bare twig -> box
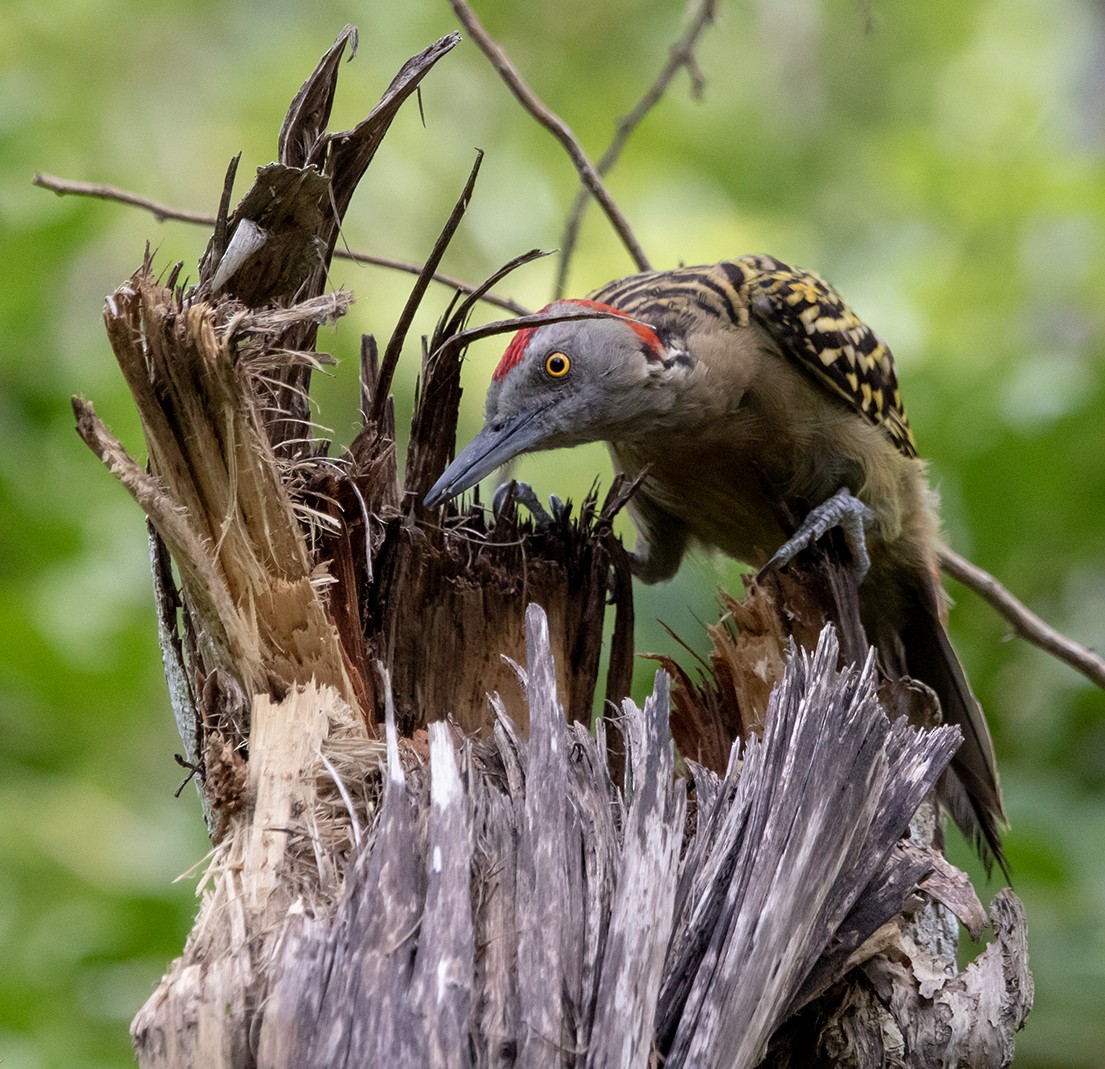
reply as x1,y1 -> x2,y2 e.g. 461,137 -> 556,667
940,545 -> 1105,690
31,172 -> 527,315
447,0 -> 652,275
33,173 -> 215,225
340,249 -> 527,315
555,0 -> 717,297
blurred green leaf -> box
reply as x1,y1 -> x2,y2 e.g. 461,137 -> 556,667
3,0 -> 1103,1065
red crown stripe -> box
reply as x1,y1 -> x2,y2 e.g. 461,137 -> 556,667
566,299 -> 664,355
492,324 -> 537,380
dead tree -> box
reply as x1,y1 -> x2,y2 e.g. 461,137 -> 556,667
72,28 -> 1030,1068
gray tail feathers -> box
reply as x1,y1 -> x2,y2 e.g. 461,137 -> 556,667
896,580 -> 1009,879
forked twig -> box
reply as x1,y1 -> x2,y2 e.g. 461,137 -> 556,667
940,545 -> 1105,690
447,0 -> 652,274
31,172 -> 526,315
555,0 -> 717,296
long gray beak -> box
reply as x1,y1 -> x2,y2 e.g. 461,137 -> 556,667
424,410 -> 548,507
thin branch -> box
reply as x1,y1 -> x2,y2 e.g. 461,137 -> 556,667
447,0 -> 652,275
939,545 -> 1105,690
31,171 -> 527,315
555,0 -> 717,297
340,249 -> 527,315
33,172 -> 215,225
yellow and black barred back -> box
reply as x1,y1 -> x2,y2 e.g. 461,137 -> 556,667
589,255 -> 918,458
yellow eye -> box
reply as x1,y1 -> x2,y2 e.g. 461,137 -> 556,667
545,352 -> 571,378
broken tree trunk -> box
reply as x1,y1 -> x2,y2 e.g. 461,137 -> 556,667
73,27 -> 1030,1068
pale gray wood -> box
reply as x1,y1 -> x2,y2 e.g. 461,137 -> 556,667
512,604 -> 574,1067
566,718 -> 621,1053
409,723 -> 475,1068
469,771 -> 521,1067
663,635 -> 963,1069
586,671 -> 685,1069
153,610 -> 1030,1068
258,690 -> 424,1068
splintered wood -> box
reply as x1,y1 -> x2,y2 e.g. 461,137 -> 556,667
131,609 -> 1029,1068
71,25 -> 1031,1069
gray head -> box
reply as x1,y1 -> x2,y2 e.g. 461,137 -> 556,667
424,300 -> 671,506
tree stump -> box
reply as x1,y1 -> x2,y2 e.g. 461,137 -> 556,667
73,28 -> 1031,1068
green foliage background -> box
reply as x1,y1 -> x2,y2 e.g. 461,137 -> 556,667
2,1 -> 1103,1065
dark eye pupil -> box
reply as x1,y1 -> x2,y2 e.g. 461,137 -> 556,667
548,355 -> 566,374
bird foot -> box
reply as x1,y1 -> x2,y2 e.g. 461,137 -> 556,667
757,487 -> 875,584
492,479 -> 567,529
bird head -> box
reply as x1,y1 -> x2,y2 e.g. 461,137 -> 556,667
424,300 -> 669,507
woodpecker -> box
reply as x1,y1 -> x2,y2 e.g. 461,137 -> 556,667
425,254 -> 1006,873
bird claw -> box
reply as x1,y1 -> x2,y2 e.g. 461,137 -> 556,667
492,479 -> 567,529
757,487 -> 876,585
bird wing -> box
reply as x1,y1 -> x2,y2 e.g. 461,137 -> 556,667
590,255 -> 918,458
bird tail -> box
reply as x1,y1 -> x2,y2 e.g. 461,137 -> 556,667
878,573 -> 1009,879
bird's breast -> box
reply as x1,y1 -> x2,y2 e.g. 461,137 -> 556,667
613,419 -> 791,568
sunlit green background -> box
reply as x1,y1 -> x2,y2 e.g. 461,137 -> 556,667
2,0 -> 1103,1065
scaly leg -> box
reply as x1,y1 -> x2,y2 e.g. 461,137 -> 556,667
757,486 -> 876,584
